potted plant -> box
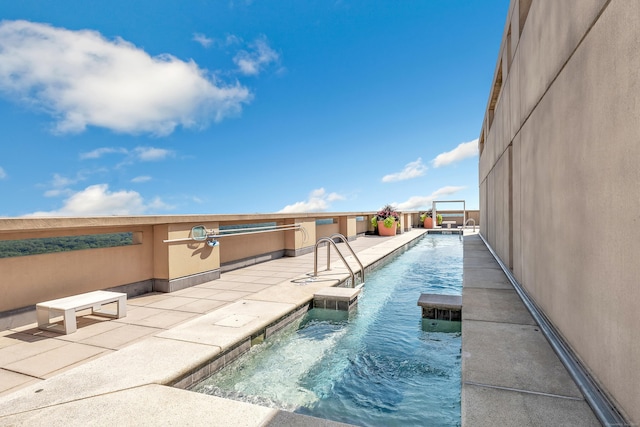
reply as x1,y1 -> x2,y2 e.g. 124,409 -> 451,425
420,210 -> 433,229
436,213 -> 443,226
372,204 -> 400,236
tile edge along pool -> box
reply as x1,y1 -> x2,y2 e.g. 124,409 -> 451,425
169,233 -> 428,391
177,234 -> 463,426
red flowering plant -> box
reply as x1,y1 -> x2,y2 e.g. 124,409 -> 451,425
371,204 -> 400,229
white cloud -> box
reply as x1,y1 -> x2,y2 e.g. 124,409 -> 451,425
195,33 -> 241,49
233,36 -> 279,76
43,173 -> 83,197
278,188 -> 345,213
80,147 -> 128,160
382,158 -> 427,183
43,188 -> 73,198
394,186 -> 466,210
432,139 -> 478,168
24,184 -> 172,216
0,167 -> 6,179
146,196 -> 173,211
0,20 -> 252,135
81,146 -> 172,163
326,192 -> 344,202
134,147 -> 173,161
51,174 -> 75,188
223,34 -> 242,46
193,33 -> 213,48
131,175 -> 152,183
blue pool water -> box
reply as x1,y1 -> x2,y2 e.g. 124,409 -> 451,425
192,235 -> 463,426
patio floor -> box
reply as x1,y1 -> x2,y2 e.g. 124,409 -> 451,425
0,229 -> 601,426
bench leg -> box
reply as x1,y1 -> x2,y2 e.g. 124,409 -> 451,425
117,296 -> 127,318
36,307 -> 49,330
91,298 -> 127,319
63,309 -> 77,334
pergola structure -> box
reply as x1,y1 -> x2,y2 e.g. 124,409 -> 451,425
431,200 -> 466,228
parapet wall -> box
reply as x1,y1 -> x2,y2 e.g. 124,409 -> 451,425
0,211 -> 434,316
479,0 -> 640,423
0,214 -> 343,313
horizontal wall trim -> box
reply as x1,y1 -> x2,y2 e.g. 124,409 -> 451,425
154,270 -> 221,293
221,250 -> 286,273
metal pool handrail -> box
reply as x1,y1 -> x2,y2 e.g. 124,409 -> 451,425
313,234 -> 364,288
464,218 -> 476,232
328,233 -> 365,285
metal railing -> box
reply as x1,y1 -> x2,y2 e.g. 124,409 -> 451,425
162,223 -> 306,245
464,218 -> 476,232
313,233 -> 365,287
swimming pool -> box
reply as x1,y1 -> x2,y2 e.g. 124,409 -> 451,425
191,234 -> 463,426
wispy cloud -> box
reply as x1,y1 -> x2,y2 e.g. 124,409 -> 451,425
194,33 -> 241,49
222,34 -> 242,46
233,36 -> 280,76
278,188 -> 345,213
133,147 -> 173,161
193,33 -> 214,48
80,147 -> 128,160
0,20 -> 252,136
432,139 -> 478,168
394,186 -> 466,210
0,167 -> 6,179
131,176 -> 151,183
24,184 -> 173,216
43,173 -> 84,197
81,146 -> 172,164
382,158 -> 427,183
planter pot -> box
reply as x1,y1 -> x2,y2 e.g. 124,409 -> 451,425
377,220 -> 397,236
423,217 -> 433,229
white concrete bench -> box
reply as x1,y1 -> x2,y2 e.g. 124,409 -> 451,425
37,290 -> 127,334
442,221 -> 457,228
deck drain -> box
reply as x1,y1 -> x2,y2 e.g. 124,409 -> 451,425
214,314 -> 256,328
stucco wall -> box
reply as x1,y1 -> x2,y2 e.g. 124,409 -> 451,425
220,231 -> 286,265
479,0 -> 640,422
0,226 -> 154,311
167,222 -> 218,280
0,212 -> 388,317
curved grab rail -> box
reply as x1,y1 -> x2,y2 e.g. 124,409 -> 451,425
329,233 -> 365,285
464,218 -> 476,232
314,237 -> 357,287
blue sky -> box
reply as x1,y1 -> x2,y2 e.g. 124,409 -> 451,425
0,1 -> 508,217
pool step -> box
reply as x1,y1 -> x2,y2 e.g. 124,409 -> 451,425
418,293 -> 462,321
313,287 -> 361,311
426,229 -> 462,235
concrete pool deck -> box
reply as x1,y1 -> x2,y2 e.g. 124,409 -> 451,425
461,234 -> 600,426
0,229 -> 600,426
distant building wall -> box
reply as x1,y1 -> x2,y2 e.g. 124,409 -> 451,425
479,0 -> 640,423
